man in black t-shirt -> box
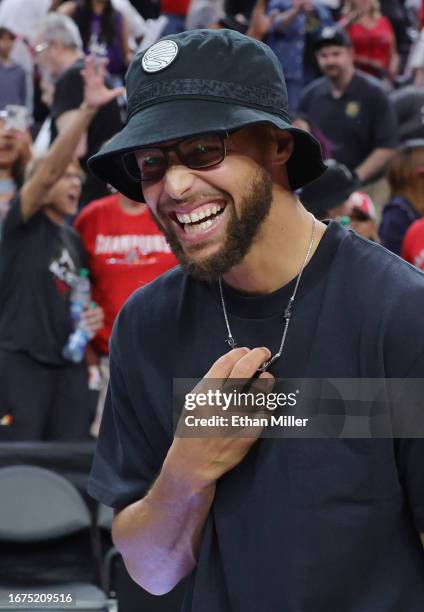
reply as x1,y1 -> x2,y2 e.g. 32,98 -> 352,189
87,30 -> 424,611
297,28 -> 398,184
33,14 -> 123,207
0,57 -> 123,441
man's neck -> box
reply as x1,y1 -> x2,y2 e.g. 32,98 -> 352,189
222,192 -> 327,295
329,68 -> 354,97
0,55 -> 12,66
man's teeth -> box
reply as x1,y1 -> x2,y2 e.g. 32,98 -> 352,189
176,204 -> 223,225
184,218 -> 214,234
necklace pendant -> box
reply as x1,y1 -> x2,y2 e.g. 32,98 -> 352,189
257,359 -> 270,373
226,336 -> 238,349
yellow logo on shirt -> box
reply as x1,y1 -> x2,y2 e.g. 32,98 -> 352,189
345,101 -> 360,118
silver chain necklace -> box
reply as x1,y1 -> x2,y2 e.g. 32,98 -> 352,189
218,215 -> 316,373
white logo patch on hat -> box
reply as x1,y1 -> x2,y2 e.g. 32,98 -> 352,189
142,40 -> 179,74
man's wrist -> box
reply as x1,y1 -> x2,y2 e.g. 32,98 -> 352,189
79,101 -> 98,117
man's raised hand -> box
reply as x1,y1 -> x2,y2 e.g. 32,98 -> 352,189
80,55 -> 125,111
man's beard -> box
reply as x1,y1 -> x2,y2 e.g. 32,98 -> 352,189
155,167 -> 273,281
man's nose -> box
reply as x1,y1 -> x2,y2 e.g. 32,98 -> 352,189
163,156 -> 195,200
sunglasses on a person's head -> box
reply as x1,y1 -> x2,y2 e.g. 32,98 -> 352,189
122,132 -> 228,183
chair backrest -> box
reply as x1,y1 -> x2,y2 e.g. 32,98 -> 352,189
97,504 -> 114,532
0,465 -> 92,542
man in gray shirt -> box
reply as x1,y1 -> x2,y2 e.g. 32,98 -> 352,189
0,26 -> 26,110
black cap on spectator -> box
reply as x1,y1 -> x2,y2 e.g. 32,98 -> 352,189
300,161 -> 359,219
314,27 -> 352,52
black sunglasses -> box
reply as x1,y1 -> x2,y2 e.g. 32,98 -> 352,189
122,132 -> 228,183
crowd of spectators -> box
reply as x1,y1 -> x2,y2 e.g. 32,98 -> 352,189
0,0 -> 423,441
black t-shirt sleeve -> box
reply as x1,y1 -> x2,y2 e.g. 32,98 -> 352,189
87,350 -> 164,510
51,68 -> 83,120
370,88 -> 398,150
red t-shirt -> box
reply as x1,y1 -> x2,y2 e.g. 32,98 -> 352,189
401,219 -> 424,271
75,194 -> 178,354
347,17 -> 395,76
161,0 -> 191,16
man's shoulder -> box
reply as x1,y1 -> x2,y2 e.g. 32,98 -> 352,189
342,228 -> 424,296
352,71 -> 388,98
300,76 -> 328,100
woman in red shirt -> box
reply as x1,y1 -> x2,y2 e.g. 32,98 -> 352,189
341,0 -> 399,81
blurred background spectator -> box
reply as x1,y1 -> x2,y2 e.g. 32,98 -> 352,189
402,215 -> 424,269
390,74 -> 424,141
0,0 -> 52,116
379,139 -> 424,253
0,116 -> 31,235
0,26 -> 27,110
58,0 -> 130,83
300,160 -> 379,238
74,190 -> 177,434
0,56 -> 121,442
33,13 -> 123,207
345,190 -> 379,239
300,159 -> 359,219
248,0 -> 334,109
161,0 -> 192,34
296,28 -> 398,186
186,0 -> 225,29
341,0 -> 399,83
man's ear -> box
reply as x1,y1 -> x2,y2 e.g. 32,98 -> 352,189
270,128 -> 294,165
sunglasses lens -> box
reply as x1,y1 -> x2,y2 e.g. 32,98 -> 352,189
123,150 -> 167,182
122,134 -> 225,182
180,135 -> 225,169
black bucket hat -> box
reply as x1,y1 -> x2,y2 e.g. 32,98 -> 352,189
88,29 -> 326,202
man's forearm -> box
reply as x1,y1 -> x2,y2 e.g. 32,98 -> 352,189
42,104 -> 96,185
112,462 -> 216,596
354,148 -> 395,183
21,104 -> 96,221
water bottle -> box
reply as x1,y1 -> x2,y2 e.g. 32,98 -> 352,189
62,325 -> 92,363
70,268 -> 91,324
63,269 -> 92,363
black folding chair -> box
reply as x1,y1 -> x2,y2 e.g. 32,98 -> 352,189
0,465 -> 117,612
